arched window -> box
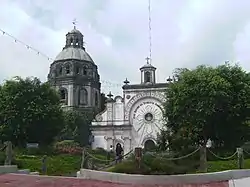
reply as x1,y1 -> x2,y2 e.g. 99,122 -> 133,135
59,88 -> 68,105
76,39 -> 79,46
79,88 -> 88,105
70,38 -> 73,45
59,66 -> 63,75
65,65 -> 70,74
83,67 -> 87,75
144,71 -> 151,83
76,66 -> 80,74
95,92 -> 98,106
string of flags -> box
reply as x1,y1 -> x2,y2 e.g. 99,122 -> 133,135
0,28 -> 123,88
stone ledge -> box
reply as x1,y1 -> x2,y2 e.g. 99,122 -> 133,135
0,165 -> 18,174
77,169 -> 250,185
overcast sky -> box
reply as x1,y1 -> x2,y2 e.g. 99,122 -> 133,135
1,0 -> 250,95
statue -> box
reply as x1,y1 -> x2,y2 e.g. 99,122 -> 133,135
4,141 -> 12,165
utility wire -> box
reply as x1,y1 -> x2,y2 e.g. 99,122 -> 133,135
0,29 -> 123,88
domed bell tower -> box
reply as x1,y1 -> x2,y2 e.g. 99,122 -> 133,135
140,57 -> 156,84
47,26 -> 101,113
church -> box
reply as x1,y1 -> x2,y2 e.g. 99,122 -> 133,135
47,27 -> 168,154
91,60 -> 168,154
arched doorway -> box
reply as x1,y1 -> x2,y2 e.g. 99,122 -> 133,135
144,139 -> 156,151
115,143 -> 123,152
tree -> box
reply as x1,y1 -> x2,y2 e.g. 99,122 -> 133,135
59,110 -> 94,146
162,64 -> 250,171
0,77 -> 64,146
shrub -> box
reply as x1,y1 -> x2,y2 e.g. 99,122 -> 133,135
107,150 -> 200,175
107,160 -> 151,174
54,140 -> 82,155
89,147 -> 108,156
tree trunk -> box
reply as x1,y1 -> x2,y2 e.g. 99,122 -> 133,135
199,144 -> 207,172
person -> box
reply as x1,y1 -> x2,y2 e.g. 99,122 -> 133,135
115,143 -> 123,164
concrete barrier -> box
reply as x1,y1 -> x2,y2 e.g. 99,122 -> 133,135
229,176 -> 250,187
0,165 -> 18,174
77,169 -> 250,185
30,172 -> 39,175
17,169 -> 30,174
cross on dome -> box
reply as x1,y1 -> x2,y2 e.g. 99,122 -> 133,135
145,57 -> 151,64
72,18 -> 77,29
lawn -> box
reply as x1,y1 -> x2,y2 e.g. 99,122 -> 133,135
16,154 -> 81,176
15,153 -> 250,176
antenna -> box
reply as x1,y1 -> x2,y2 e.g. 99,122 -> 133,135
148,0 -> 152,64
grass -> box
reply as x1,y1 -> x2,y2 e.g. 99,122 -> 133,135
14,150 -> 112,176
106,158 -> 250,175
11,151 -> 250,176
16,154 -> 81,176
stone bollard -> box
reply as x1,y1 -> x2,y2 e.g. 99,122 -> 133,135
4,141 -> 12,166
134,147 -> 142,169
41,155 -> 47,175
81,148 -> 86,169
237,148 -> 244,169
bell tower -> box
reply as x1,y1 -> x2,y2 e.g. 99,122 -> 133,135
47,26 -> 101,113
140,57 -> 156,84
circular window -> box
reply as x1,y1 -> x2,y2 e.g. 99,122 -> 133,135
144,113 -> 153,122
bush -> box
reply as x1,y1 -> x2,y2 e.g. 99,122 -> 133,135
54,140 -> 82,155
17,146 -> 56,156
107,160 -> 151,174
107,149 -> 200,175
89,147 -> 108,155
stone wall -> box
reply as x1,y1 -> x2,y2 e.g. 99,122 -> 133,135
77,168 -> 250,186
0,165 -> 18,174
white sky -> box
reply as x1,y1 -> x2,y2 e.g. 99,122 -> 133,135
1,0 -> 250,95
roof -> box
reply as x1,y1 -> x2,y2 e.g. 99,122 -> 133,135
54,47 -> 94,62
140,63 -> 156,70
122,83 -> 168,90
69,28 -> 82,34
0,174 -> 167,187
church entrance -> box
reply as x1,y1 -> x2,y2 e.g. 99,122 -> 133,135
144,139 -> 156,151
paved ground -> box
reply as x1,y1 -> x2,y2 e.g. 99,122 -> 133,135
0,174 -> 229,187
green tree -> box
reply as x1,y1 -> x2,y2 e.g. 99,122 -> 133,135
59,110 -> 93,146
162,64 -> 250,171
0,77 -> 64,146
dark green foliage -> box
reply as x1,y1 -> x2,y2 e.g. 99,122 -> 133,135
22,146 -> 56,156
0,77 -> 64,146
89,147 -> 108,155
107,160 -> 151,174
161,64 -> 250,152
58,110 -> 94,146
107,150 -> 200,175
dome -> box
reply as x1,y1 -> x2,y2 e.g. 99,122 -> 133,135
69,28 -> 82,34
54,47 -> 94,62
140,63 -> 156,70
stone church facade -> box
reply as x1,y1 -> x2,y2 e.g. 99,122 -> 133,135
91,60 -> 168,154
47,27 -> 101,113
47,27 -> 168,153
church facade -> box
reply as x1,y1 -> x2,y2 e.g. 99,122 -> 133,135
91,60 -> 168,154
47,27 -> 101,113
46,27 -> 168,153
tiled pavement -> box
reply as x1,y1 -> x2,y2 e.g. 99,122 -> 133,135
0,174 -> 229,187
